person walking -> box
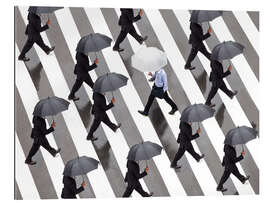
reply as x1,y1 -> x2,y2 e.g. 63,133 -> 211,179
170,121 -> 204,169
113,8 -> 148,52
25,116 -> 61,165
61,176 -> 86,199
216,144 -> 250,192
68,53 -> 99,101
18,11 -> 55,62
184,22 -> 212,70
138,69 -> 178,116
87,92 -> 121,141
123,160 -> 153,197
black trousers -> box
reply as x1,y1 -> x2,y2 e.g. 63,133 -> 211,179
69,75 -> 94,98
217,166 -> 246,189
88,113 -> 117,137
122,183 -> 150,197
144,91 -> 177,114
185,44 -> 211,68
171,143 -> 201,166
26,138 -> 57,161
114,25 -> 143,49
19,35 -> 50,58
205,81 -> 234,105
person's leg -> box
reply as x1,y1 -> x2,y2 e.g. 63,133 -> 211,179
163,91 -> 177,110
35,36 -> 51,53
87,117 -> 101,139
217,169 -> 231,190
143,94 -> 155,114
40,138 -> 57,157
25,142 -> 40,162
68,78 -> 83,100
128,25 -> 143,43
185,47 -> 198,68
219,81 -> 235,98
113,27 -> 128,50
205,84 -> 218,105
171,146 -> 186,167
186,144 -> 202,162
83,74 -> 94,89
231,167 -> 246,183
134,184 -> 151,197
122,185 -> 134,197
101,113 -> 118,132
198,44 -> 211,60
19,38 -> 34,59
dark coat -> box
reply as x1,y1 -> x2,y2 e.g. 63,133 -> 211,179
118,9 -> 141,26
91,92 -> 114,118
177,121 -> 199,145
209,60 -> 231,86
188,22 -> 210,47
61,176 -> 84,199
124,160 -> 147,186
222,144 -> 244,170
30,116 -> 54,140
74,52 -> 97,79
25,12 -> 49,39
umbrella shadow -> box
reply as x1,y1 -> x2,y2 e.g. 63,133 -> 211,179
28,62 -> 42,91
92,140 -> 111,171
195,71 -> 207,94
77,101 -> 93,128
215,103 -> 225,127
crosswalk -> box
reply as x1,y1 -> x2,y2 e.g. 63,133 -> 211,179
15,6 -> 259,199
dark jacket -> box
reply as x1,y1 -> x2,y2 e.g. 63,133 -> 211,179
222,144 -> 244,170
124,160 -> 147,186
61,176 -> 84,199
209,60 -> 231,86
25,12 -> 49,39
188,22 -> 210,47
118,8 -> 141,26
74,52 -> 97,79
30,116 -> 54,139
177,121 -> 199,145
91,92 -> 114,118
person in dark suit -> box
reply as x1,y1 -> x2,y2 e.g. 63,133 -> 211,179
18,11 -> 55,62
123,160 -> 153,197
61,176 -> 85,199
87,92 -> 121,141
25,116 -> 61,165
170,121 -> 204,169
205,60 -> 237,107
68,53 -> 99,101
184,22 -> 212,70
216,144 -> 250,192
113,8 -> 148,52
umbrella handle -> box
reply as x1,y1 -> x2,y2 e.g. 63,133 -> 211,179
112,91 -> 114,98
242,144 -> 244,152
95,52 -> 97,59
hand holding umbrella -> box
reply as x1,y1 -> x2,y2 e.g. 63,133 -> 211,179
139,9 -> 143,17
228,65 -> 232,72
81,181 -> 86,188
197,128 -> 201,134
51,121 -> 56,128
111,97 -> 116,104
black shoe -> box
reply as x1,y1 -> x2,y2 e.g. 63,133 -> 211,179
205,102 -> 216,108
170,164 -> 181,169
46,46 -> 55,55
216,187 -> 227,192
53,148 -> 61,157
113,123 -> 121,132
169,107 -> 178,115
184,66 -> 196,70
138,110 -> 148,116
230,90 -> 238,99
113,47 -> 124,52
197,154 -> 205,162
18,56 -> 30,62
68,95 -> 80,101
139,36 -> 148,44
148,192 -> 154,197
242,175 -> 250,184
25,159 -> 37,165
86,135 -> 98,141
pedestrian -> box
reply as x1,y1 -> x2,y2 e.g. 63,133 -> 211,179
123,160 -> 153,197
18,11 -> 55,62
138,69 -> 178,116
170,121 -> 204,169
205,60 -> 237,107
61,176 -> 86,198
87,92 -> 121,141
113,8 -> 148,52
184,22 -> 212,70
68,53 -> 99,101
25,116 -> 61,165
216,144 -> 250,192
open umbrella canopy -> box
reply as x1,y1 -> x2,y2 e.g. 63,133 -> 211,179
93,72 -> 128,94
33,96 -> 70,117
211,41 -> 245,61
224,126 -> 258,146
76,33 -> 112,54
127,141 -> 162,161
180,103 -> 215,123
28,6 -> 64,14
190,10 -> 223,23
131,46 -> 167,72
63,156 -> 99,177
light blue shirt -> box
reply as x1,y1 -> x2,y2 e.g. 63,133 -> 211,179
152,69 -> 168,92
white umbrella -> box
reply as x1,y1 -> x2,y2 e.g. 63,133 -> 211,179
131,46 -> 167,72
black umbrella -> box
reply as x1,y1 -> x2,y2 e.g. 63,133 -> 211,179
33,96 -> 70,120
127,141 -> 162,167
93,73 -> 128,96
76,33 -> 112,57
63,156 -> 99,180
28,6 -> 64,14
190,10 -> 223,23
211,41 -> 245,61
224,126 -> 258,150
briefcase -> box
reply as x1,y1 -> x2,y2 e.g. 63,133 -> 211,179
151,85 -> 164,99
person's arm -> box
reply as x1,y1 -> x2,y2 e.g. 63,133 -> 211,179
222,70 -> 231,78
95,95 -> 114,112
161,70 -> 168,92
190,132 -> 200,140
131,166 -> 147,179
66,180 -> 84,195
35,118 -> 54,136
86,63 -> 97,72
29,14 -> 49,33
191,24 -> 210,41
225,147 -> 244,163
